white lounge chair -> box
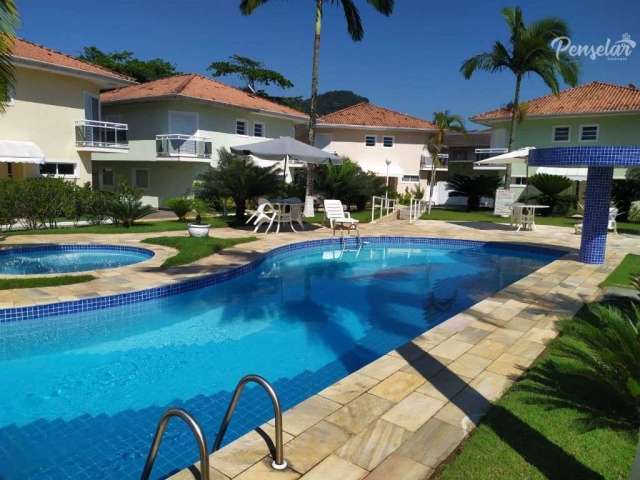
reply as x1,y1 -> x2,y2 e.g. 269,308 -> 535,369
324,199 -> 359,237
252,201 -> 276,233
246,198 -> 271,225
574,207 -> 620,235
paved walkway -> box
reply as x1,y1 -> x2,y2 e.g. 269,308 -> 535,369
3,219 -> 639,479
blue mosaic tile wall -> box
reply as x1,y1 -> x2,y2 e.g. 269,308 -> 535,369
579,167 -> 614,264
529,145 -> 640,167
0,237 -> 566,324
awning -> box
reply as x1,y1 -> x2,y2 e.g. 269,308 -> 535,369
535,166 -> 588,181
0,141 -> 45,164
366,162 -> 405,178
231,136 -> 342,165
474,146 -> 534,166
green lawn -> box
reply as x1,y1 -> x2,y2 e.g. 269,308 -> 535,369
142,236 -> 256,268
436,302 -> 637,479
3,217 -> 231,236
306,209 -> 372,225
420,208 -> 640,234
600,253 -> 640,288
0,274 -> 95,290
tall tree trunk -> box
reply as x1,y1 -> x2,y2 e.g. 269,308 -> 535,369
505,74 -> 522,188
427,165 -> 436,214
304,0 -> 323,208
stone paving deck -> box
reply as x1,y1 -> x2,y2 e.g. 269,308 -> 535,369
3,219 -> 640,479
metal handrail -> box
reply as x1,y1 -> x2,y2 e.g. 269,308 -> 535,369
371,195 -> 398,223
212,374 -> 287,470
140,408 -> 210,480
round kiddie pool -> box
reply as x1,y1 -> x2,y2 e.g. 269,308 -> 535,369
0,244 -> 154,275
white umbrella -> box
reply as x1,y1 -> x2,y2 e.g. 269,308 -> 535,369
250,156 -> 293,184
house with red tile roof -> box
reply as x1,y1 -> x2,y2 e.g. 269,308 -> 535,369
299,102 -> 437,195
471,81 -> 640,183
93,74 -> 307,207
0,38 -> 135,183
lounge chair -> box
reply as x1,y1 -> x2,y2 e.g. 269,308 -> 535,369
323,199 -> 359,237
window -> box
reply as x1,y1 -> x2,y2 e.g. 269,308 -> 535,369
236,119 -> 247,135
83,92 -> 100,121
101,168 -> 114,187
39,162 -> 75,176
383,136 -> 394,148
253,122 -> 265,137
402,175 -> 420,183
511,177 -> 528,185
133,169 -> 149,189
552,126 -> 570,142
580,125 -> 599,142
365,135 -> 376,147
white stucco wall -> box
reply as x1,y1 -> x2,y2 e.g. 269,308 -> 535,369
315,126 -> 432,194
0,66 -> 99,183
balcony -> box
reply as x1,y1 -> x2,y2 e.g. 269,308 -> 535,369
75,120 -> 129,152
474,148 -> 508,170
420,153 -> 448,170
156,134 -> 212,160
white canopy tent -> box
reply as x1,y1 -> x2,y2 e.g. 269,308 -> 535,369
0,141 -> 45,164
366,162 -> 404,178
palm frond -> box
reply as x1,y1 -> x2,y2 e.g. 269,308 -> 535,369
340,0 -> 364,41
460,51 -> 505,78
557,52 -> 580,87
501,6 -> 524,42
525,16 -> 571,43
239,0 -> 270,15
0,0 -> 18,113
366,0 -> 394,15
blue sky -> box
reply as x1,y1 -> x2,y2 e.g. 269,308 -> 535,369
16,0 -> 640,126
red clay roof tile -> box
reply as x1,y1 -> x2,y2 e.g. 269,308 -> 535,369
318,102 -> 436,130
101,74 -> 307,119
12,38 -> 135,83
472,81 -> 640,122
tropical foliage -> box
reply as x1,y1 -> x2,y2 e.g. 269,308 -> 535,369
274,90 -> 369,115
612,169 -> 640,221
108,181 -> 154,227
527,173 -> 574,215
166,197 -> 193,222
240,0 -> 394,201
460,6 -> 579,150
78,46 -> 178,82
0,0 -> 18,112
315,159 -> 385,210
447,174 -> 502,211
195,148 -> 280,219
208,54 -> 293,92
425,110 -> 466,213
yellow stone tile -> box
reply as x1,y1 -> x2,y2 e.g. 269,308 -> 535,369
327,393 -> 395,435
357,355 -> 406,381
369,371 -> 425,403
364,453 -> 432,480
396,418 -> 467,469
319,373 -> 378,405
285,421 -> 351,474
486,353 -> 529,377
428,338 -> 474,361
467,338 -> 508,361
235,458 -> 300,480
300,455 -> 367,480
381,392 -> 445,432
447,353 -> 493,379
275,395 -> 342,436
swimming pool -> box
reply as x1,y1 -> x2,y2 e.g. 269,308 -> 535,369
0,244 -> 154,275
0,237 -> 563,479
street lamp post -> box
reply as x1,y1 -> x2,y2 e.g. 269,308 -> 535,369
384,158 -> 391,210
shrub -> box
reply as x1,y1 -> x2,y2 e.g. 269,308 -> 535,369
195,148 -> 280,219
166,197 -> 193,222
612,170 -> 640,220
191,198 -> 208,224
315,159 -> 385,210
447,174 -> 502,211
527,173 -> 574,216
629,201 -> 640,223
108,180 -> 154,227
0,179 -> 18,229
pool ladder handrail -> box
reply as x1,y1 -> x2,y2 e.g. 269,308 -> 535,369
140,408 -> 210,480
212,374 -> 288,470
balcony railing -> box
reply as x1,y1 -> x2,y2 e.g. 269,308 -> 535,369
75,120 -> 129,150
420,153 -> 448,170
474,147 -> 508,161
156,134 -> 212,159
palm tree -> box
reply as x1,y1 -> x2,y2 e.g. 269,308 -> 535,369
425,111 -> 465,214
461,6 -> 579,151
0,0 -> 18,112
240,0 -> 394,210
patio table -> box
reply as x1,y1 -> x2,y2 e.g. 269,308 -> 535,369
263,199 -> 305,234
511,204 -> 549,231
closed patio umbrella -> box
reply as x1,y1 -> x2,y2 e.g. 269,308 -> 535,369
231,136 -> 343,216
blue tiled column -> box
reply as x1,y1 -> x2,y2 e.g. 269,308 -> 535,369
579,167 -> 614,264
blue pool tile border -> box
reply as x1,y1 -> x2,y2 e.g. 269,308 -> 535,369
0,237 -> 567,324
0,243 -> 154,258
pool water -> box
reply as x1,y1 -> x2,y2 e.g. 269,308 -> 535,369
0,245 -> 154,274
0,239 -> 562,479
